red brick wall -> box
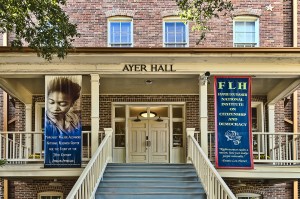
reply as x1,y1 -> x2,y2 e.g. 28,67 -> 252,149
227,179 -> 293,199
283,0 -> 293,47
13,99 -> 25,132
64,0 -> 289,47
32,94 -> 268,132
275,96 -> 295,133
3,178 -> 77,199
5,0 -> 290,48
98,95 -> 200,130
0,178 -> 3,199
33,94 -> 201,131
0,1 -> 296,47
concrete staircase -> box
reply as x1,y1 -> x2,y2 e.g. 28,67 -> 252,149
96,163 -> 206,199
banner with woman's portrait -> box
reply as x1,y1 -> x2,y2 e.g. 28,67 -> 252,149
44,75 -> 82,168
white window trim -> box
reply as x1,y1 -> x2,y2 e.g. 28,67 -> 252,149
163,17 -> 189,47
38,191 -> 63,199
233,16 -> 259,47
236,192 -> 262,198
107,17 -> 133,47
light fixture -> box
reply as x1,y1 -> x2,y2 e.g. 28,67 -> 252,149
232,180 -> 246,187
49,179 -> 62,186
134,116 -> 141,122
140,111 -> 157,118
156,116 -> 163,122
200,71 -> 211,85
145,80 -> 153,85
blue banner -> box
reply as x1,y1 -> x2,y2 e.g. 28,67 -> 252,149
214,76 -> 253,169
44,76 -> 82,168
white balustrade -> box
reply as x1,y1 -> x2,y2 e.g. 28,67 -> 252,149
187,129 -> 236,199
67,129 -> 113,199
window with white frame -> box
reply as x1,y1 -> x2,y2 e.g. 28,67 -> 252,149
108,17 -> 133,47
233,16 -> 259,47
163,18 -> 188,47
236,193 -> 262,199
38,192 -> 63,199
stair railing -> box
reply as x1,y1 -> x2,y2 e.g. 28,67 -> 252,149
187,128 -> 236,199
67,128 -> 113,199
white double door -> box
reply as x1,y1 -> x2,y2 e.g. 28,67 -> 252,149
129,119 -> 169,163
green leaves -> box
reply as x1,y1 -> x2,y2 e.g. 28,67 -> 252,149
0,0 -> 79,61
176,0 -> 233,44
0,159 -> 6,167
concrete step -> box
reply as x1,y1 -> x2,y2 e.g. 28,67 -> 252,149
96,163 -> 206,199
95,193 -> 206,199
97,186 -> 204,193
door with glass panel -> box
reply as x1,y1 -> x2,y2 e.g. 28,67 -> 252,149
129,119 -> 169,163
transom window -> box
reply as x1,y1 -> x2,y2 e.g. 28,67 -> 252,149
108,17 -> 133,47
234,16 -> 259,47
163,18 -> 188,47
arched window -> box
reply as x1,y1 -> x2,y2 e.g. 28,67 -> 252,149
108,17 -> 133,47
38,191 -> 63,199
233,16 -> 259,47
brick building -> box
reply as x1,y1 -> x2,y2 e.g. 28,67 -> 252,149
0,0 -> 300,198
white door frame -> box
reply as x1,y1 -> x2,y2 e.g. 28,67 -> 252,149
34,102 -> 45,154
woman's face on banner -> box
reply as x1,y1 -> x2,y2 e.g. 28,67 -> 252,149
47,91 -> 72,119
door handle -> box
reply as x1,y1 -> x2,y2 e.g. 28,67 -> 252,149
146,140 -> 151,147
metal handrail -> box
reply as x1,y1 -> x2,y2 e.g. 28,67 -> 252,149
67,129 -> 112,199
188,133 -> 236,199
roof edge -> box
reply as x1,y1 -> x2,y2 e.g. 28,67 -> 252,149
1,47 -> 300,54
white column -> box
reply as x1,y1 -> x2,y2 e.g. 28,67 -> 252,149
91,74 -> 100,155
268,104 -> 275,161
25,104 -> 32,153
268,104 -> 275,134
199,75 -> 208,155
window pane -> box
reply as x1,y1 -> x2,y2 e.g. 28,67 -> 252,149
176,33 -> 184,42
150,107 -> 168,117
245,33 -> 255,43
110,21 -> 132,45
176,22 -> 185,34
234,20 -> 257,46
235,22 -> 244,32
130,106 -> 147,117
173,122 -> 183,147
235,33 -> 244,43
173,107 -> 183,118
115,122 -> 125,147
165,22 -> 187,46
165,22 -> 175,32
121,22 -> 131,32
245,22 -> 255,32
115,106 -> 125,118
